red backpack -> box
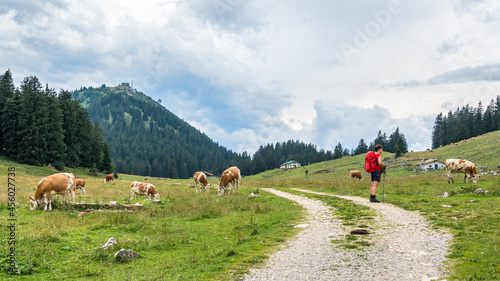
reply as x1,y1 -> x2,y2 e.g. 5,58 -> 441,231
365,151 -> 379,173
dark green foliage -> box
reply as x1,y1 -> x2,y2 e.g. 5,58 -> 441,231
353,138 -> 368,155
251,140 -> 336,174
432,96 -> 500,148
365,128 -> 408,155
0,70 -> 112,171
76,87 -> 250,178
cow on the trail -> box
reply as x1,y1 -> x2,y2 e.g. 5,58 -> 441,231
350,170 -> 362,181
445,159 -> 480,183
104,174 -> 113,183
130,181 -> 159,200
30,173 -> 76,211
193,172 -> 211,192
217,167 -> 241,196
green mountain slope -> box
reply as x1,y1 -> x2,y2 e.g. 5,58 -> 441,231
72,85 -> 251,178
248,130 -> 500,180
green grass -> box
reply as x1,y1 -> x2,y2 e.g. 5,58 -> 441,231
1,130 -> 500,280
0,165 -> 303,280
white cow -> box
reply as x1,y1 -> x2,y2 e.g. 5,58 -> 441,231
130,181 -> 159,200
445,159 -> 480,183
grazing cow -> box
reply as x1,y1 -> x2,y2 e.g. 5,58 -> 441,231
104,174 -> 113,183
217,167 -> 241,196
75,179 -> 86,195
350,170 -> 362,181
30,173 -> 76,211
193,171 -> 211,192
130,181 -> 159,200
445,159 -> 480,183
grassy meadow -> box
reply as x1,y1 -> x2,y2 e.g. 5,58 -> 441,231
1,130 -> 500,280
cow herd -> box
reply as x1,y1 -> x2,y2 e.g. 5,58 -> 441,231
29,158 -> 480,212
29,166 -> 242,211
349,158 -> 480,183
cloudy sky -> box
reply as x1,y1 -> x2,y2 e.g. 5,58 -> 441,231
2,0 -> 500,154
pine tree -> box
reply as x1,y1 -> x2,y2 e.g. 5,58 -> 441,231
472,101 -> 485,137
251,153 -> 266,174
59,90 -> 82,167
43,86 -> 66,170
100,142 -> 114,174
353,138 -> 368,155
167,158 -> 178,179
333,143 -> 343,159
432,113 -> 444,148
0,70 -> 15,148
17,76 -> 47,165
151,159 -> 162,177
2,91 -> 22,159
395,137 -> 408,158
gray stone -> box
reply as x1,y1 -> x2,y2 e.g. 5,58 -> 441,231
474,188 -> 485,194
247,193 -> 261,199
102,237 -> 118,249
114,248 -> 139,259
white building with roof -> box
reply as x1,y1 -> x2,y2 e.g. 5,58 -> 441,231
416,159 -> 446,171
280,160 -> 301,169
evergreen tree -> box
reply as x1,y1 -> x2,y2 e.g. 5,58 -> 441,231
0,70 -> 15,148
59,90 -> 82,167
90,123 -> 104,169
333,143 -> 343,159
472,101 -> 485,137
432,113 -> 445,148
251,153 -> 266,174
1,91 -> 22,159
17,76 -> 47,165
100,142 -> 114,174
151,159 -> 162,177
353,138 -> 368,155
44,86 -> 66,170
395,137 -> 408,158
167,158 -> 178,179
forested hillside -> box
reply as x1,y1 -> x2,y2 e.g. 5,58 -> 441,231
432,96 -> 500,148
0,70 -> 112,172
73,85 -> 251,178
73,85 -> 345,178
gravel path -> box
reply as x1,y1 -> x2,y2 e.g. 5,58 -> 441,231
243,188 -> 452,281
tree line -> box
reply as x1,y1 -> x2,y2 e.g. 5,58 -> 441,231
432,96 -> 500,148
352,128 -> 409,157
0,70 -> 113,172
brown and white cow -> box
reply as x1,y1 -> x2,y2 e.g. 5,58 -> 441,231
30,173 -> 76,211
217,167 -> 241,196
350,170 -> 362,181
104,174 -> 113,183
130,181 -> 159,200
75,179 -> 86,195
445,159 -> 480,183
193,171 -> 211,192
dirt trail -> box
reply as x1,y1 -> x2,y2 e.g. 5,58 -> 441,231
244,188 -> 452,281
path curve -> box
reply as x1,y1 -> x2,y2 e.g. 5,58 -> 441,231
243,188 -> 452,281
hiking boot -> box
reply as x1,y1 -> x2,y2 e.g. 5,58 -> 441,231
370,195 -> 381,203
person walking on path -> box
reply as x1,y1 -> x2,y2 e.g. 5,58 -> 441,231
369,144 -> 384,203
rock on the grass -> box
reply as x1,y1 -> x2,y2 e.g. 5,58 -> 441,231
114,248 -> 139,259
102,237 -> 118,249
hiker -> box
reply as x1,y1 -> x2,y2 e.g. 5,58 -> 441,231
365,144 -> 385,203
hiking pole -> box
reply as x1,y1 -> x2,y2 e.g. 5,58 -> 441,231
382,172 -> 385,203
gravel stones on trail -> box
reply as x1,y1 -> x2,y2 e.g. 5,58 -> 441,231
243,188 -> 452,281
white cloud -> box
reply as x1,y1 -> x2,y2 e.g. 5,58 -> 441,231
1,0 -> 500,155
